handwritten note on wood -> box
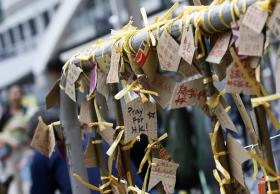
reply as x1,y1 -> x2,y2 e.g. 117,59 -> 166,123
65,80 -> 76,102
206,32 -> 231,64
179,26 -> 195,65
149,75 -> 176,109
148,158 -> 179,193
178,59 -> 200,78
214,104 -> 238,133
169,78 -> 206,109
30,117 -> 55,157
225,61 -> 257,95
107,48 -> 121,83
268,3 -> 280,39
97,72 -> 110,100
157,31 -> 181,72
67,63 -> 82,84
242,3 -> 268,34
96,54 -> 111,73
124,98 -> 157,144
238,24 -> 264,57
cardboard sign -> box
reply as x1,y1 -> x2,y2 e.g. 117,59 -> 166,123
84,138 -> 97,168
148,158 -> 179,193
157,31 -> 181,72
107,49 -> 121,83
149,75 -> 176,109
178,58 -> 200,78
124,98 -> 157,143
30,117 -> 56,157
242,3 -> 268,34
97,72 -> 110,100
169,78 -> 206,109
238,24 -> 264,57
268,3 -> 280,39
95,54 -> 111,73
206,32 -> 231,64
45,79 -> 60,109
214,104 -> 238,133
79,99 -> 92,124
225,61 -> 256,95
135,41 -> 151,68
227,135 -> 250,188
179,26 -> 195,65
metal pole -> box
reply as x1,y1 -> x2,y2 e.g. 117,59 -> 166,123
60,81 -> 91,194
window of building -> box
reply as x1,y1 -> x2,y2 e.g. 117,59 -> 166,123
28,18 -> 37,36
8,29 -> 15,45
18,24 -> 24,41
42,11 -> 50,27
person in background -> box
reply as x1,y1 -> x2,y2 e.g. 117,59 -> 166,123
0,85 -> 30,194
27,57 -> 72,194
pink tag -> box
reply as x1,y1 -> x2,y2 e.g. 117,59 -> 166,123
89,64 -> 97,95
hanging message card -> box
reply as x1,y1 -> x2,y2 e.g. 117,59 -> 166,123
67,63 -> 82,83
178,59 -> 200,78
148,158 -> 179,193
46,79 -> 60,109
65,80 -> 76,102
107,48 -> 121,83
124,98 -> 157,144
157,31 -> 181,72
96,54 -> 111,73
268,3 -> 280,39
214,104 -> 238,133
159,144 -> 171,160
238,24 -> 264,57
149,75 -> 176,109
242,3 -> 268,34
225,61 -> 256,95
179,26 -> 195,65
206,32 -> 231,64
84,138 -> 97,168
31,117 -> 56,157
97,72 -> 110,100
227,135 -> 250,188
79,99 -> 92,124
169,78 -> 206,109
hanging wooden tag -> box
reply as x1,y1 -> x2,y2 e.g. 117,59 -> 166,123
65,81 -> 76,102
225,61 -> 257,95
95,54 -> 111,73
79,99 -> 92,124
238,24 -> 264,57
123,98 -> 157,144
45,79 -> 60,109
107,48 -> 121,83
206,32 -> 231,64
242,3 -> 268,34
268,3 -> 280,39
84,138 -> 98,168
148,158 -> 179,193
214,104 -> 238,133
179,26 -> 195,65
149,74 -> 176,109
67,63 -> 82,83
177,58 -> 200,78
30,117 -> 56,157
157,31 -> 181,72
169,78 -> 206,109
96,72 -> 110,100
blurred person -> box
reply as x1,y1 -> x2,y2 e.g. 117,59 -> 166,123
0,85 -> 30,194
27,57 -> 72,194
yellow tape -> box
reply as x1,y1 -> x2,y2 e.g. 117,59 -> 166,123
251,94 -> 280,108
207,89 -> 226,109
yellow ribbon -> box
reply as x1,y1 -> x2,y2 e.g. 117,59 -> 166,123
73,173 -> 112,193
140,7 -> 156,47
114,80 -> 159,101
207,89 -> 226,109
210,121 -> 231,192
230,48 -> 280,130
251,93 -> 280,108
257,0 -> 273,12
137,133 -> 168,194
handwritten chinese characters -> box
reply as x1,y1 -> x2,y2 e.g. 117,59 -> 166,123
157,31 -> 181,72
179,26 -> 195,65
206,32 -> 231,64
169,78 -> 206,109
148,158 -> 179,193
225,60 -> 257,95
124,98 -> 157,143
